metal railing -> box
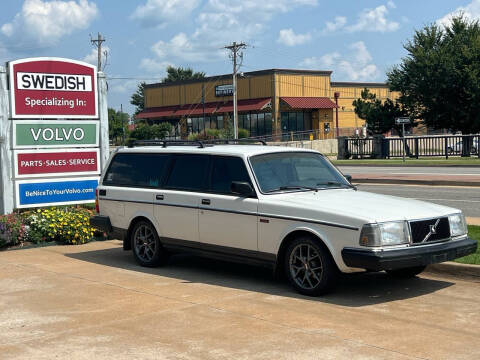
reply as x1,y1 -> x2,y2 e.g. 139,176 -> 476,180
344,134 -> 480,159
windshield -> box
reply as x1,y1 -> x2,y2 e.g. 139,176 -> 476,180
249,152 -> 351,193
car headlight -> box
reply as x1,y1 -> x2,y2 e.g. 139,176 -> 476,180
448,213 -> 467,237
360,221 -> 410,247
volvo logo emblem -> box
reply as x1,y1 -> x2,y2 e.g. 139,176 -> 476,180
422,219 -> 440,243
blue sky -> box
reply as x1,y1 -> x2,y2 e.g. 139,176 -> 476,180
0,0 -> 478,115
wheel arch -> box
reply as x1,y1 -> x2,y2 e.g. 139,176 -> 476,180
275,228 -> 337,278
124,214 -> 160,250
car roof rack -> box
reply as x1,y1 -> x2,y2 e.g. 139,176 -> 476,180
205,139 -> 267,145
127,139 -> 207,148
127,138 -> 267,148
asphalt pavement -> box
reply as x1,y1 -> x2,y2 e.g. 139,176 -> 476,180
339,166 -> 480,176
338,166 -> 480,186
357,183 -> 480,218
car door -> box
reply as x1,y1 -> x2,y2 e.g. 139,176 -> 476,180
198,155 -> 258,251
153,154 -> 209,243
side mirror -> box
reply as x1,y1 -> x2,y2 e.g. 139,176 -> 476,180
344,174 -> 352,183
231,181 -> 254,197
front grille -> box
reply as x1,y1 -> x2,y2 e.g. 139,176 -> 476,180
409,217 -> 450,244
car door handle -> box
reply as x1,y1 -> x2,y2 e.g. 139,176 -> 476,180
156,194 -> 164,200
201,199 -> 210,205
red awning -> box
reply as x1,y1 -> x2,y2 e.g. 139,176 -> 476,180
136,106 -> 178,119
216,98 -> 271,113
281,97 -> 338,109
175,102 -> 220,116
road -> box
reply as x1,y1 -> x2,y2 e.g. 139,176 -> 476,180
356,183 -> 480,218
1,241 -> 480,359
338,166 -> 480,176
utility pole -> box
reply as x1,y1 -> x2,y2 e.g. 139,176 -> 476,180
90,32 -> 106,71
224,41 -> 247,139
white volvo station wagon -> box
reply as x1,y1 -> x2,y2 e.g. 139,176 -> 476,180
91,141 -> 477,296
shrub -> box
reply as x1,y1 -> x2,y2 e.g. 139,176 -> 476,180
24,207 -> 96,245
0,213 -> 27,247
238,128 -> 250,139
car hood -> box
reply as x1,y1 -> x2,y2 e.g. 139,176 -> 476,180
260,188 -> 459,224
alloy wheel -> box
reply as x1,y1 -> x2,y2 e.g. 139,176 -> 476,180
289,243 -> 323,290
133,224 -> 156,262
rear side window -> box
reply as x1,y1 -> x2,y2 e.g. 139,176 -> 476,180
103,153 -> 169,187
210,156 -> 251,194
165,154 -> 210,191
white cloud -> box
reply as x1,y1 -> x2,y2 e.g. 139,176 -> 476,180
300,41 -> 380,81
1,0 -> 98,50
141,0 -> 318,65
347,4 -> 399,33
324,16 -> 347,33
438,0 -> 480,27
110,79 -> 143,94
131,0 -> 201,27
139,58 -> 173,73
277,29 -> 311,46
82,46 -> 110,68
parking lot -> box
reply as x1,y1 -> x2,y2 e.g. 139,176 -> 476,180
1,240 -> 479,360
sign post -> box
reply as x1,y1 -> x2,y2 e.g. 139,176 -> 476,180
0,57 -> 108,213
395,117 -> 410,163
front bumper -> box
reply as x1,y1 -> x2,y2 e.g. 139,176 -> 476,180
342,237 -> 477,271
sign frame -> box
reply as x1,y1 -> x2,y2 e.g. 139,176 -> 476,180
8,57 -> 98,119
15,176 -> 99,209
13,148 -> 101,179
12,119 -> 99,149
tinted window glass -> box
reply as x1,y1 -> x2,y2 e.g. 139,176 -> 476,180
250,152 -> 348,193
165,155 -> 209,191
104,153 -> 169,187
211,156 -> 251,194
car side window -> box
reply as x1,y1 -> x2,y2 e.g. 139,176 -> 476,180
103,153 -> 169,188
165,154 -> 210,191
210,156 -> 252,195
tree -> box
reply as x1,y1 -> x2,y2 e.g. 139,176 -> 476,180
129,123 -> 172,140
388,15 -> 480,134
163,66 -> 206,83
353,89 -> 408,135
130,82 -> 146,115
108,108 -> 129,145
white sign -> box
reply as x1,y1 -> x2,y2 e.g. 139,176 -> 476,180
16,72 -> 93,92
395,117 -> 410,125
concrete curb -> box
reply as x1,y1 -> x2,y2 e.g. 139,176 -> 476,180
426,262 -> 480,279
335,163 -> 480,167
353,178 -> 480,187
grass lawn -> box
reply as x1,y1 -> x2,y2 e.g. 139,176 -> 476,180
454,225 -> 480,265
332,157 -> 480,166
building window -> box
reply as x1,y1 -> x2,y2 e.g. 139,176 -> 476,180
281,111 -> 314,133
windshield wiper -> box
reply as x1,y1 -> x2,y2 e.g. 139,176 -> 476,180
317,181 -> 357,190
265,185 -> 319,193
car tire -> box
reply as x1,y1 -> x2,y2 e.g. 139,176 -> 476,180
131,220 -> 168,267
447,147 -> 453,154
471,146 -> 477,154
284,236 -> 338,296
386,266 -> 426,278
